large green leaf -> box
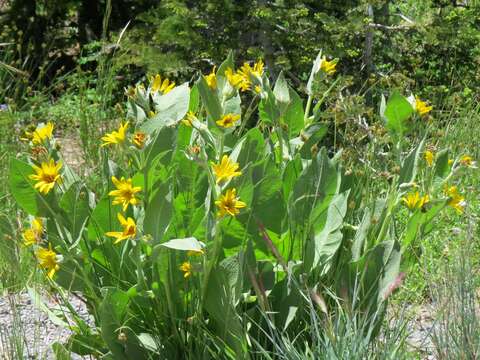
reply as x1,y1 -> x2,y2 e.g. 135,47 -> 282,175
383,91 -> 413,135
305,191 -> 349,271
283,88 -> 304,138
196,76 -> 222,122
288,148 -> 340,225
159,237 -> 203,251
142,83 -> 190,133
9,158 -> 50,216
203,261 -> 248,358
398,137 -> 425,185
144,182 -> 173,244
60,184 -> 90,242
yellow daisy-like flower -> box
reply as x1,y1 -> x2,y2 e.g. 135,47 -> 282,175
150,74 -> 175,94
23,217 -> 43,247
216,113 -> 240,128
109,176 -> 141,211
36,244 -> 59,279
101,122 -> 129,147
179,261 -> 193,278
105,213 -> 137,244
402,191 -> 429,211
320,56 -> 337,75
444,185 -> 465,214
415,97 -> 433,116
215,188 -> 246,217
204,66 -> 217,89
225,68 -> 244,90
30,122 -> 54,145
459,155 -> 476,168
424,150 -> 434,167
132,132 -> 146,149
236,60 -> 264,91
29,159 -> 62,194
212,155 -> 242,184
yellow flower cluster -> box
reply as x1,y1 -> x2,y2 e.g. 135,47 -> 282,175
225,60 -> 264,92
150,74 -> 175,94
444,185 -> 465,214
22,217 -> 43,247
402,191 -> 429,211
415,97 -> 433,116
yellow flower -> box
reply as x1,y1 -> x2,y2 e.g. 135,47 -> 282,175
204,66 -> 217,89
132,132 -> 146,149
23,217 -> 43,246
212,155 -> 242,184
36,244 -> 59,279
150,74 -> 175,94
459,155 -> 476,168
31,122 -> 54,145
424,150 -> 434,167
236,60 -> 264,91
444,185 -> 465,214
109,176 -> 141,211
181,111 -> 196,127
415,97 -> 432,116
148,111 -> 156,118
179,261 -> 193,278
448,159 -> 454,166
225,68 -> 244,90
402,191 -> 430,211
320,56 -> 337,75
215,188 -> 246,217
216,113 -> 240,128
101,122 -> 129,147
106,213 -> 137,244
29,159 -> 62,194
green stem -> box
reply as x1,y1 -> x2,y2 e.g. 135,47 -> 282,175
304,95 -> 313,123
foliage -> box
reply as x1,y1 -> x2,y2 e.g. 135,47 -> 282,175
6,53 -> 473,358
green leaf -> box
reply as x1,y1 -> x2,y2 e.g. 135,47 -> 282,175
99,288 -> 130,359
273,71 -> 290,111
142,83 -> 190,133
9,158 -> 49,216
289,148 -> 339,225
144,182 -> 173,243
351,209 -> 371,261
60,184 -> 90,241
299,123 -> 328,159
87,196 -> 117,241
434,149 -> 450,182
196,75 -> 222,122
189,84 -> 200,113
52,342 -> 72,360
283,88 -> 304,138
383,91 -> 413,135
159,237 -> 203,252
398,137 -> 425,185
306,191 -> 349,271
203,263 -> 247,357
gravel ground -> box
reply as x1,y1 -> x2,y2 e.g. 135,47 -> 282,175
0,292 -> 89,359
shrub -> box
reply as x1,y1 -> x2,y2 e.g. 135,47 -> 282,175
8,54 -> 472,358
